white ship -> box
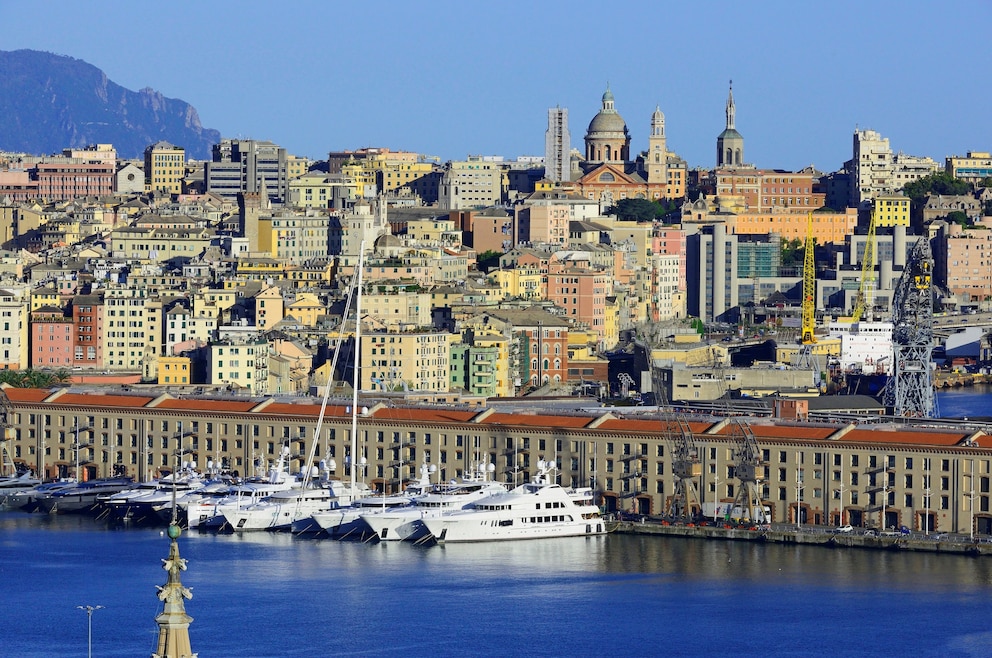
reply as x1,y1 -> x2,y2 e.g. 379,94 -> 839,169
422,461 -> 604,543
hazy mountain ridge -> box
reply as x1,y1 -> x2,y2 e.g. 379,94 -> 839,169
0,49 -> 220,159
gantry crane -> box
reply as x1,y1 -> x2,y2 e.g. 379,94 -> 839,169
851,207 -> 878,323
651,366 -> 701,522
882,237 -> 936,417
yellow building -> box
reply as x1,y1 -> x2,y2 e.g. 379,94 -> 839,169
209,339 -> 269,396
488,267 -> 544,300
363,292 -> 432,330
110,226 -> 215,264
257,212 -> 333,263
30,286 -> 60,311
362,331 -> 452,392
406,218 -> 462,246
946,151 -> 992,184
286,155 -> 310,181
157,356 -> 192,385
340,162 -> 378,198
872,195 -> 911,228
285,293 -> 324,327
144,141 -> 186,195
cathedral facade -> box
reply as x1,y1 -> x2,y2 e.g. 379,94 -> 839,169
573,86 -> 686,208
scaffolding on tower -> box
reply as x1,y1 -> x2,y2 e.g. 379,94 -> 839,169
882,237 -> 936,417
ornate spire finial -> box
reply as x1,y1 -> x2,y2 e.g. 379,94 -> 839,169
151,524 -> 197,658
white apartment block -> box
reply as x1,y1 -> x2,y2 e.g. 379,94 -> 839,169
438,160 -> 505,210
850,129 -> 938,208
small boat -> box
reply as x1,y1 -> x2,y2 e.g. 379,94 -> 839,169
421,460 -> 605,543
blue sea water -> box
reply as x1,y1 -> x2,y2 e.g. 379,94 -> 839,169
2,512 -> 992,658
936,384 -> 992,419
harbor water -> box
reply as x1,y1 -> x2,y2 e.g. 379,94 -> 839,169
2,512 -> 992,657
2,388 -> 991,657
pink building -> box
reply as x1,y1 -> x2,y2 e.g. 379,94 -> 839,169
546,260 -> 612,341
0,169 -> 39,202
31,306 -> 74,368
35,161 -> 114,201
942,219 -> 992,302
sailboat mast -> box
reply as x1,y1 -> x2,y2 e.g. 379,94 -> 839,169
350,241 -> 366,496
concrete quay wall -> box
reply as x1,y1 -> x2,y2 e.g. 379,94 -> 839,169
615,520 -> 992,556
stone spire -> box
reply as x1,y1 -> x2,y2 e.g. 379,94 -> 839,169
151,524 -> 197,658
726,79 -> 736,131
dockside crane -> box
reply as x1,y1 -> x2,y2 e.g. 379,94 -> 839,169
651,366 -> 701,523
729,418 -> 766,525
882,237 -> 936,417
851,207 -> 878,323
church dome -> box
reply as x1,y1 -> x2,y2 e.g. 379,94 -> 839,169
587,110 -> 628,134
586,84 -> 628,136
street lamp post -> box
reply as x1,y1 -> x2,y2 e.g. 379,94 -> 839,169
71,422 -> 92,481
76,604 -> 103,658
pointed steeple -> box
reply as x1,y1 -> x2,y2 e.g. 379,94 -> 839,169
725,79 -> 736,130
151,524 -> 197,658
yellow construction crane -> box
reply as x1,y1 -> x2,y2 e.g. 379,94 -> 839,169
800,212 -> 816,345
851,207 -> 877,323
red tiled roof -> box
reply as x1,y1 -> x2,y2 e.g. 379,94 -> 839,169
4,388 -> 53,403
375,408 -> 478,423
595,418 -> 714,434
743,425 -> 836,441
53,392 -> 153,408
484,412 -> 591,428
156,399 -> 258,413
842,428 -> 984,447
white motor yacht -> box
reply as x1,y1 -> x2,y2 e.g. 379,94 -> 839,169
303,462 -> 436,537
8,479 -> 76,512
360,465 -> 508,542
0,471 -> 42,508
223,478 -> 372,532
421,461 -> 605,543
36,477 -> 135,514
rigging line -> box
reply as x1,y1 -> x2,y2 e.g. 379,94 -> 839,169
298,255 -> 361,493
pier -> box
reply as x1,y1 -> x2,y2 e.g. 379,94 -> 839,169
615,519 -> 992,555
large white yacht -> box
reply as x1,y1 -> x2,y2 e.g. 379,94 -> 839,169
183,451 -> 297,529
0,471 -> 42,508
360,465 -> 508,542
303,463 -> 437,537
421,461 -> 604,543
222,477 -> 373,532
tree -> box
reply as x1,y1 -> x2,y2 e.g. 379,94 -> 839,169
946,210 -> 969,227
607,198 -> 661,222
780,238 -> 803,267
902,172 -> 972,201
477,250 -> 503,272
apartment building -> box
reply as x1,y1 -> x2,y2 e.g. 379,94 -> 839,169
438,160 -> 505,210
144,141 -> 186,195
946,151 -> 992,184
361,331 -> 452,392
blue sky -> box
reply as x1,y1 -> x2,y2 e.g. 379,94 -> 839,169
2,1 -> 989,171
